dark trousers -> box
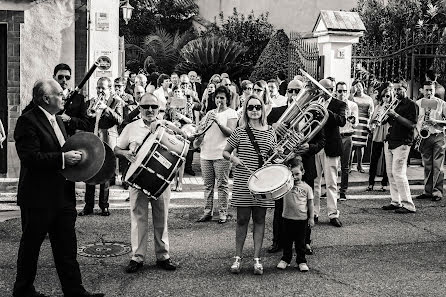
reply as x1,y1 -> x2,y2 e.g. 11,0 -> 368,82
84,181 -> 110,210
13,207 -> 85,297
185,149 -> 194,171
420,133 -> 445,197
340,135 -> 353,194
369,141 -> 388,186
272,177 -> 313,247
281,218 -> 308,264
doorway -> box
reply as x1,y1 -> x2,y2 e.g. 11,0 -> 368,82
0,24 -> 7,174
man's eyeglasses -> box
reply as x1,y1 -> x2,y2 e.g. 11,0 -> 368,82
57,75 -> 71,81
246,104 -> 262,111
288,89 -> 301,94
244,87 -> 253,91
337,90 -> 348,93
140,104 -> 159,110
224,84 -> 231,86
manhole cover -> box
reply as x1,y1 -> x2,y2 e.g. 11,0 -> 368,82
78,242 -> 131,258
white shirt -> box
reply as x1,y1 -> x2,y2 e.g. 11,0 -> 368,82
271,94 -> 287,107
153,87 -> 171,111
340,100 -> 359,134
38,106 -> 65,168
117,118 -> 155,153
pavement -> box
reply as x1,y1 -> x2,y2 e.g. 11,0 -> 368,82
1,160 -> 446,296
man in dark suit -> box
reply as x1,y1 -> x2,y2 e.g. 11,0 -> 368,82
313,78 -> 347,227
266,79 -> 325,253
277,71 -> 288,96
13,79 -> 104,297
80,77 -> 123,217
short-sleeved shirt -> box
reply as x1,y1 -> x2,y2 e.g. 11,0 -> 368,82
117,118 -> 155,152
200,108 -> 238,160
415,97 -> 446,135
386,97 -> 417,149
282,182 -> 313,220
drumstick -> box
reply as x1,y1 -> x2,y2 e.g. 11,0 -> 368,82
240,162 -> 259,180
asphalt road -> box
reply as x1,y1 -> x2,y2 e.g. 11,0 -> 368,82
0,197 -> 445,297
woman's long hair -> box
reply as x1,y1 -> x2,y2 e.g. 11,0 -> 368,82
240,94 -> 267,128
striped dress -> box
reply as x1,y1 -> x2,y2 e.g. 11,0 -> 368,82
227,125 -> 276,208
352,95 -> 374,147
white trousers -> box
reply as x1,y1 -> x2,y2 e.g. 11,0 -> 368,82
384,143 -> 416,211
129,187 -> 170,263
314,149 -> 340,219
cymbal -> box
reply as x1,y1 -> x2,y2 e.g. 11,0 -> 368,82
85,142 -> 116,185
61,132 -> 105,182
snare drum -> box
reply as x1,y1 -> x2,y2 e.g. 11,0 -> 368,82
248,164 -> 293,200
124,126 -> 189,199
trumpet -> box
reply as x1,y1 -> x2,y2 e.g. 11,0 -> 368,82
86,94 -> 106,118
369,96 -> 400,133
265,78 -> 329,165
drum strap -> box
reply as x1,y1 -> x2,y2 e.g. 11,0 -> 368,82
245,125 -> 267,200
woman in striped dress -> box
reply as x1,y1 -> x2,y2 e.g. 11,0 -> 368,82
351,81 -> 374,173
223,94 -> 276,275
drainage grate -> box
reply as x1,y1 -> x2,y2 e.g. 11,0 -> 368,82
78,242 -> 131,258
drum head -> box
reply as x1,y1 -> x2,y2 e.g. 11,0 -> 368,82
124,128 -> 160,182
249,164 -> 292,193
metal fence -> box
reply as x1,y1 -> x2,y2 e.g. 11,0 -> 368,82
288,32 -> 321,80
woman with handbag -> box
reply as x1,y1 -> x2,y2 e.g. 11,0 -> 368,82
222,94 -> 276,275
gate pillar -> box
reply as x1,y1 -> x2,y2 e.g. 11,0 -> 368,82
312,11 -> 365,87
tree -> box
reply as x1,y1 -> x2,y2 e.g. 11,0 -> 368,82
201,8 -> 275,79
250,29 -> 289,82
176,36 -> 250,82
125,27 -> 194,74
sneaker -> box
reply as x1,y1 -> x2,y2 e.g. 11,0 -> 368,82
297,263 -> 309,272
253,258 -> 263,275
230,256 -> 242,274
382,204 -> 401,210
339,193 -> 347,201
276,260 -> 290,270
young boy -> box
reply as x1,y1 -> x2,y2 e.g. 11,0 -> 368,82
277,158 -> 315,271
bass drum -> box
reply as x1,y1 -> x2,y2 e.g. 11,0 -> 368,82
124,126 -> 189,199
248,164 -> 293,201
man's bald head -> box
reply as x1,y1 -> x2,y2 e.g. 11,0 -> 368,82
319,78 -> 334,90
32,79 -> 63,113
139,93 -> 159,105
287,79 -> 304,90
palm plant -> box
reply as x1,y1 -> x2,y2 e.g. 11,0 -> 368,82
124,27 -> 194,74
176,36 -> 250,81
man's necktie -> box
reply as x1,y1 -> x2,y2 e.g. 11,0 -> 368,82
50,118 -> 66,147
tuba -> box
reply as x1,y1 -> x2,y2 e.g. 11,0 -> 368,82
265,69 -> 330,164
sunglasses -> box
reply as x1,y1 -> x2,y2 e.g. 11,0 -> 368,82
337,90 -> 348,93
384,94 -> 392,98
288,89 -> 300,94
247,104 -> 262,111
253,88 -> 264,93
140,104 -> 159,110
57,75 -> 71,80
244,87 -> 253,91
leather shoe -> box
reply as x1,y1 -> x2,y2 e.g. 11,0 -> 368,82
329,218 -> 342,227
196,214 -> 212,222
395,207 -> 416,214
184,169 -> 196,176
382,204 -> 401,210
78,208 -> 93,216
156,258 -> 177,270
415,193 -> 432,199
267,243 -> 282,253
65,291 -> 105,297
125,260 -> 143,273
100,208 -> 110,216
431,196 -> 442,201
